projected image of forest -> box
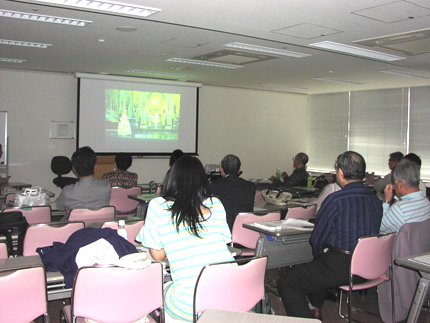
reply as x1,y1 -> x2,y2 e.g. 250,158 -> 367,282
105,89 -> 180,141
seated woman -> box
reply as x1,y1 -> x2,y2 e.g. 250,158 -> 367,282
102,153 -> 138,188
136,155 -> 233,322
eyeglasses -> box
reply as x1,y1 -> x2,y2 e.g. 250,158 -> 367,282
292,157 -> 296,161
334,162 -> 339,169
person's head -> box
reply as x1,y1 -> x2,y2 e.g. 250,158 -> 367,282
404,153 -> 422,167
220,154 -> 241,176
169,149 -> 184,167
115,153 -> 133,171
164,155 -> 209,237
293,153 -> 308,168
388,151 -> 404,170
71,146 -> 97,177
335,151 -> 366,185
392,159 -> 420,196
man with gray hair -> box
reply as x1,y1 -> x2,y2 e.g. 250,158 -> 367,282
208,154 -> 255,230
380,158 -> 430,233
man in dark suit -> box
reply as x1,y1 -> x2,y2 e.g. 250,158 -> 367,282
208,154 -> 256,231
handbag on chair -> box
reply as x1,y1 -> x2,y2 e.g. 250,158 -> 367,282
13,187 -> 50,207
0,211 -> 29,256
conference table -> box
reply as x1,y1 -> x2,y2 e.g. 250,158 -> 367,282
243,223 -> 313,270
394,252 -> 430,323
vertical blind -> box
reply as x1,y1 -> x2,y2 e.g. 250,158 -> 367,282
307,86 -> 428,180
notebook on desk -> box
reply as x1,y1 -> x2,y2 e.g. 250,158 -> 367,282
252,218 -> 314,232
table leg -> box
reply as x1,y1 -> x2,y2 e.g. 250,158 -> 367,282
407,274 -> 430,323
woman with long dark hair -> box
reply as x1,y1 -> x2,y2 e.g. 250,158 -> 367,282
136,155 -> 233,322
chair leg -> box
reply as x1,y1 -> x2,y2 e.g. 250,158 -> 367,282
338,290 -> 347,319
347,289 -> 352,323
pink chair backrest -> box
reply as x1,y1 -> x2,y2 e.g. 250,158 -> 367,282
254,191 -> 264,202
4,193 -> 14,205
23,222 -> 85,256
3,206 -> 51,224
109,187 -> 141,213
68,206 -> 115,221
193,256 -> 268,319
0,266 -> 48,323
351,233 -> 396,280
285,205 -> 316,220
0,242 -> 8,259
155,186 -> 162,195
72,263 -> 163,323
101,220 -> 144,243
232,212 -> 281,249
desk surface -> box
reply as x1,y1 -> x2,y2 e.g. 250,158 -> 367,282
198,309 -> 319,323
243,223 -> 313,238
82,216 -> 142,228
395,252 -> 430,274
128,194 -> 160,203
0,254 -> 43,272
8,182 -> 32,189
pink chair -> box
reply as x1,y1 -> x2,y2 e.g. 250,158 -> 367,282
23,221 -> 85,256
101,220 -> 144,244
0,265 -> 49,323
3,206 -> 51,224
109,186 -> 141,216
4,193 -> 14,206
61,262 -> 164,323
68,206 -> 115,221
231,213 -> 281,256
193,256 -> 268,322
285,205 -> 316,220
0,242 -> 8,258
338,232 -> 396,322
254,191 -> 264,202
155,186 -> 162,195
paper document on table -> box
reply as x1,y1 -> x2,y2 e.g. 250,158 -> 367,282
409,254 -> 430,267
252,218 -> 314,231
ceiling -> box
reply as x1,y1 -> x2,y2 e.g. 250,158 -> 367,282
2,0 -> 430,94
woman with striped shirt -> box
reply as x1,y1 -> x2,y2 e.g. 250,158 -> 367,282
136,155 -> 234,322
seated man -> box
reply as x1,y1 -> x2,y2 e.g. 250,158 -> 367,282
277,151 -> 382,320
271,153 -> 309,188
380,158 -> 430,233
373,151 -> 403,199
56,146 -> 111,216
102,153 -> 138,187
208,154 -> 255,231
404,153 -> 427,197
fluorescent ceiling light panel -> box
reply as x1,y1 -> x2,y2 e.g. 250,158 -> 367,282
16,0 -> 161,18
127,69 -> 193,78
0,9 -> 92,26
166,58 -> 243,69
379,69 -> 430,80
262,83 -> 309,90
224,42 -> 311,58
309,41 -> 405,61
0,57 -> 26,63
0,39 -> 52,48
313,77 -> 363,85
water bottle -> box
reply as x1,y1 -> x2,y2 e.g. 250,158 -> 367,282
117,220 -> 128,240
307,172 -> 313,188
276,167 -> 281,180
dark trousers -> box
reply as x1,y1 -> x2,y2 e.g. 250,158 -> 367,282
277,250 -> 366,318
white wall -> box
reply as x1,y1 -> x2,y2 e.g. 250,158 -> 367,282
0,69 -> 308,196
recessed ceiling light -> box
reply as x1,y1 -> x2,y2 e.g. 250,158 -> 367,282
166,58 -> 243,69
379,69 -> 430,79
0,57 -> 26,63
98,39 -> 106,42
127,69 -> 193,78
262,83 -> 309,90
313,77 -> 364,85
0,9 -> 92,26
309,41 -> 405,61
224,42 -> 311,58
0,39 -> 52,48
13,0 -> 161,18
116,26 -> 137,32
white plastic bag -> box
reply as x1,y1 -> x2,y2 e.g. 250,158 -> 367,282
13,186 -> 50,207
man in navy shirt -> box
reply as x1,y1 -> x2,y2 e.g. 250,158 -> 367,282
277,151 -> 382,320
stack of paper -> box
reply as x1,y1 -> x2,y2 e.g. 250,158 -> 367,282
253,218 -> 314,231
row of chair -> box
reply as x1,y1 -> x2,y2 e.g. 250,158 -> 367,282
0,247 -> 268,323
